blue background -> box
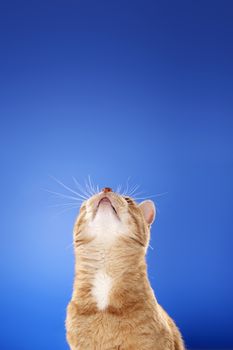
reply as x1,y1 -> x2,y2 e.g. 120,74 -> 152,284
0,1 -> 232,349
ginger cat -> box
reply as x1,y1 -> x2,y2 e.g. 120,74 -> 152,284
66,187 -> 185,350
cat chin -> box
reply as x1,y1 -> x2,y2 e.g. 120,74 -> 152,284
85,207 -> 123,245
97,200 -> 119,218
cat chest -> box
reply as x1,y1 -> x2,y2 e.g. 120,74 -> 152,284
91,270 -> 113,310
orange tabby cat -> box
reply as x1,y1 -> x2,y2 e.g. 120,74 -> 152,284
66,187 -> 185,350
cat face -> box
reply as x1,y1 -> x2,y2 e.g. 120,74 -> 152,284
73,189 -> 156,251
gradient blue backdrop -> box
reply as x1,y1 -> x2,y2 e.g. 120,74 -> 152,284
0,1 -> 232,349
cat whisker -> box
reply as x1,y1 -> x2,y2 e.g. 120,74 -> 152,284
132,192 -> 168,200
150,191 -> 168,198
72,177 -> 90,199
87,175 -> 94,195
53,205 -> 80,217
66,241 -> 74,250
127,184 -> 138,195
122,176 -> 131,196
85,176 -> 95,196
116,184 -> 122,195
44,189 -> 84,202
50,175 -> 88,200
48,202 -> 82,208
130,191 -> 145,199
88,175 -> 97,195
93,178 -> 99,194
127,184 -> 140,196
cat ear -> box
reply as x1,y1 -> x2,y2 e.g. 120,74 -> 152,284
139,200 -> 156,225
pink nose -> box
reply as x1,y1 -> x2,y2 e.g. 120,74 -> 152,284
102,187 -> 113,193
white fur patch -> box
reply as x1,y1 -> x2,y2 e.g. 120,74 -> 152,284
92,270 -> 112,310
87,203 -> 123,246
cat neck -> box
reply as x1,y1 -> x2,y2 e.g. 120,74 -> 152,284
71,238 -> 155,315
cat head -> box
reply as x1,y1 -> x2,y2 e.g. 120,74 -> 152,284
73,188 -> 156,252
